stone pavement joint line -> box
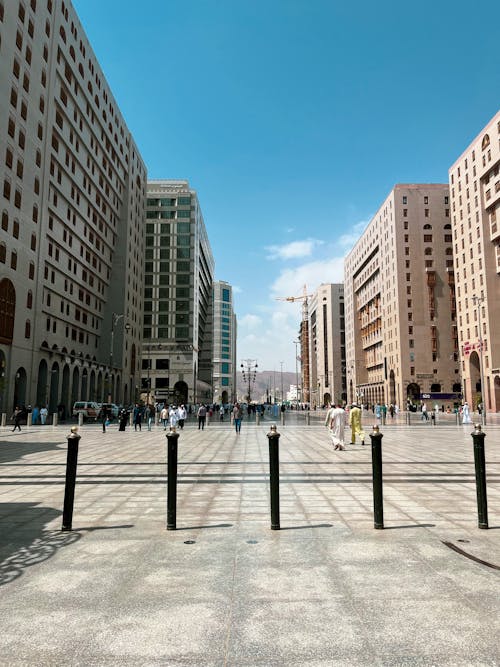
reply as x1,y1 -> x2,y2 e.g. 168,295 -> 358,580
0,419 -> 499,665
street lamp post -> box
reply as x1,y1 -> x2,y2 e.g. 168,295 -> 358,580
109,313 -> 129,403
240,359 -> 258,403
472,295 -> 486,425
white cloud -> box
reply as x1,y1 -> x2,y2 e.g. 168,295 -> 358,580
270,256 -> 345,299
232,285 -> 242,294
265,238 -> 323,260
239,314 -> 262,329
338,219 -> 371,252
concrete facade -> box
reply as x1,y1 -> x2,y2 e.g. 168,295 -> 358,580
308,283 -> 346,408
448,109 -> 500,413
212,280 -> 237,405
0,0 -> 146,415
143,180 -> 214,406
344,185 -> 460,410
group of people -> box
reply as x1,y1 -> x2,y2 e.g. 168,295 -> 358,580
11,405 -> 50,431
197,403 -> 244,433
324,402 -> 365,451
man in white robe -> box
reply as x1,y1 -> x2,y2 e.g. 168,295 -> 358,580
324,403 -> 347,450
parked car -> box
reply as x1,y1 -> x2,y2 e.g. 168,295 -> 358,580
72,401 -> 100,421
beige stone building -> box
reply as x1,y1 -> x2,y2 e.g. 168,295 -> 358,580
449,110 -> 500,412
308,283 -> 346,407
344,185 -> 461,410
0,0 -> 145,414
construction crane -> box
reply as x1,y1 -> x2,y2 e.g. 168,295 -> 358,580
276,285 -> 312,404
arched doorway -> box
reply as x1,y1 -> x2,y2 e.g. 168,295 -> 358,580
97,371 -> 103,402
89,370 -> 96,400
13,367 -> 27,409
61,364 -> 70,416
49,363 -> 60,415
493,375 -> 500,413
389,370 -> 396,404
221,390 -> 229,405
36,359 -> 48,407
406,382 -> 420,410
468,352 -> 481,405
0,349 -> 6,411
173,380 -> 188,406
71,367 -> 80,407
81,369 -> 88,399
323,392 -> 331,406
0,278 -> 15,345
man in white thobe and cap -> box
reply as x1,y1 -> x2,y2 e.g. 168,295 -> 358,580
324,403 -> 347,450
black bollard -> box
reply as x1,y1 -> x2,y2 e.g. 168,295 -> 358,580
166,427 -> 179,530
370,424 -> 384,529
471,424 -> 488,529
267,424 -> 281,530
62,426 -> 81,531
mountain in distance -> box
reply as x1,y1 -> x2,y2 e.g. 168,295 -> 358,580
236,369 -> 297,402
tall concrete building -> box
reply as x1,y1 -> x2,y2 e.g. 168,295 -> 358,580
344,185 -> 460,409
143,180 -> 214,406
308,283 -> 345,408
449,110 -> 500,412
212,280 -> 237,405
0,0 -> 145,414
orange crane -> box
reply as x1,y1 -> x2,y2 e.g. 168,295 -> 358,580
276,285 -> 312,403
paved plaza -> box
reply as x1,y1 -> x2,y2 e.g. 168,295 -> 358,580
0,413 -> 499,666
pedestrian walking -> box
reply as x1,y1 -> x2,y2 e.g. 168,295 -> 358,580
421,401 -> 429,421
101,405 -> 110,433
118,407 -> 129,431
145,404 -> 153,431
160,405 -> 169,430
197,404 -> 207,430
133,404 -> 143,431
219,405 -> 225,422
40,406 -> 48,425
233,402 -> 243,433
349,403 -> 365,445
461,401 -> 472,424
11,406 -> 22,431
32,405 -> 40,425
169,405 -> 179,430
324,403 -> 346,450
178,404 -> 187,429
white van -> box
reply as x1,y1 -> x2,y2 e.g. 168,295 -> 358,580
72,401 -> 100,420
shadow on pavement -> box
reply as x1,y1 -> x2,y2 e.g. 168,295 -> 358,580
0,440 -> 65,464
0,502 -> 80,586
384,523 -> 436,530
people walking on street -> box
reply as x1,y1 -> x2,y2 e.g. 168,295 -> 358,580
160,405 -> 169,430
169,405 -> 179,430
421,401 -> 429,421
178,404 -> 187,429
40,406 -> 48,425
233,402 -> 243,433
197,404 -> 207,430
219,405 -> 225,422
118,407 -> 129,431
324,403 -> 346,450
101,405 -> 110,433
145,404 -> 153,431
349,403 -> 365,445
133,404 -> 143,431
32,405 -> 40,425
11,406 -> 22,432
461,401 -> 472,424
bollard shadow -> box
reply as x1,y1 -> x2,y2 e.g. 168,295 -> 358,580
174,523 -> 233,531
0,502 -> 80,587
384,523 -> 436,530
0,440 -> 64,464
279,523 -> 333,531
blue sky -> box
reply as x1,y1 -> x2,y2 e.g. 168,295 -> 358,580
73,0 -> 500,371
